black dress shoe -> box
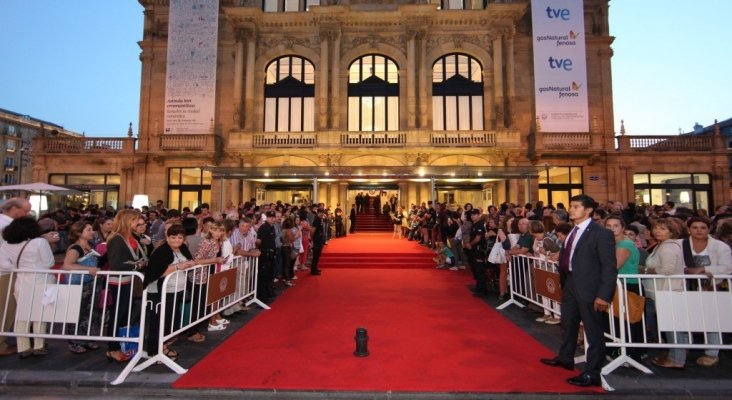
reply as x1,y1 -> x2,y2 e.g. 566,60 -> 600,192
540,357 -> 575,370
566,372 -> 601,387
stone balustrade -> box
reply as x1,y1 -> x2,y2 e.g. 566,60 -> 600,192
159,134 -> 217,150
430,131 -> 496,147
617,134 -> 715,151
40,137 -> 133,153
252,133 -> 318,147
542,132 -> 592,149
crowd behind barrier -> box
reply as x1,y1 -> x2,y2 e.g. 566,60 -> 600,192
499,254 -> 732,391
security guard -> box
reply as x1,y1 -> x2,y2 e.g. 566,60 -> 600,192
256,210 -> 277,301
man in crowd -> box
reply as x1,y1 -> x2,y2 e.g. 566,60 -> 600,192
309,208 -> 325,275
256,211 -> 277,302
0,197 -> 32,356
540,194 -> 617,387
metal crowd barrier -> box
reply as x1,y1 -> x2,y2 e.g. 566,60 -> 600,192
132,255 -> 265,376
0,269 -> 148,385
496,255 -> 732,391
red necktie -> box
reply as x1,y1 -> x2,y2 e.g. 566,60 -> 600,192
559,227 -> 578,273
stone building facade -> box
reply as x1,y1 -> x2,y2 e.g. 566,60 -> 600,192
30,0 -> 730,212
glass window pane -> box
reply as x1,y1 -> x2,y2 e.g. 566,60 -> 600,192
348,97 -> 360,131
303,60 -> 315,84
445,56 -> 456,78
285,0 -> 299,12
266,63 -> 277,84
169,168 -> 181,185
551,191 -> 570,208
538,171 -> 548,184
277,98 -> 290,132
445,96 -> 457,130
292,57 -> 303,81
278,58 -> 289,81
265,98 -> 277,132
457,55 -> 469,77
449,0 -> 463,9
181,191 -> 200,210
570,188 -> 583,197
633,174 -> 649,184
375,56 -> 385,80
168,189 -> 180,210
202,190 -> 212,205
50,175 -> 65,185
105,175 -> 120,185
387,97 -> 399,131
458,96 -> 470,130
290,97 -> 302,132
361,97 -> 374,131
349,63 -> 360,83
67,175 -> 105,185
635,188 -> 650,205
303,97 -> 315,131
90,191 -> 104,208
570,167 -> 582,184
649,173 -> 691,184
373,97 -> 386,131
693,174 -> 710,184
433,60 -> 444,82
471,59 -> 482,82
264,0 -> 278,12
548,167 -> 570,184
471,95 -> 483,130
432,97 -> 444,130
538,189 -> 548,205
202,170 -> 212,185
363,56 -> 373,78
106,191 -> 119,210
181,168 -> 202,185
650,188 -> 665,206
387,60 -> 398,83
695,191 -> 709,212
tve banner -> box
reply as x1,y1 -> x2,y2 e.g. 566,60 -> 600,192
164,0 -> 219,134
532,0 -> 588,132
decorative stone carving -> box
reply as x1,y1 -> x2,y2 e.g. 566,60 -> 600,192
318,154 -> 342,167
258,35 -> 318,56
426,33 -> 492,53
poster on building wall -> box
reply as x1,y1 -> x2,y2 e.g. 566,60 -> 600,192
163,0 -> 219,134
531,0 -> 589,132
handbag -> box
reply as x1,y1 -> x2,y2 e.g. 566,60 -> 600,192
487,240 -> 507,264
611,288 -> 646,323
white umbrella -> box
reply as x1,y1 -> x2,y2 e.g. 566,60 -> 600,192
0,182 -> 82,217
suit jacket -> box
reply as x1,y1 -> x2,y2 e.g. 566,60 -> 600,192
562,220 -> 617,303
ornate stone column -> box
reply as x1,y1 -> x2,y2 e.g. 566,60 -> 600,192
505,27 -> 516,128
492,32 -> 505,129
418,29 -> 428,129
330,29 -> 341,130
233,29 -> 246,129
243,28 -> 256,131
319,29 -> 330,130
406,28 -> 417,129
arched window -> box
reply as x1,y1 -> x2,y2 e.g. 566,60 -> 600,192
429,0 -> 487,10
348,54 -> 399,132
264,56 -> 315,132
432,53 -> 483,131
263,0 -> 320,12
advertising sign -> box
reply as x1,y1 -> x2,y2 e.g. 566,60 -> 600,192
532,0 -> 589,132
164,0 -> 219,134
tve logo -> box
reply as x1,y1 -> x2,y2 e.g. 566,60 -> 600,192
548,56 -> 573,71
545,6 -> 570,21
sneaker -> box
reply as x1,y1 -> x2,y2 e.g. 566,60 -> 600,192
208,323 -> 226,332
285,280 -> 295,287
535,315 -> 551,323
545,317 -> 561,325
448,266 -> 458,271
215,318 -> 230,326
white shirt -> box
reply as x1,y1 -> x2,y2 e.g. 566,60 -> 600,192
0,214 -> 12,248
568,217 -> 593,271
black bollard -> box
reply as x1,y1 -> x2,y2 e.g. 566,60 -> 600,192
354,327 -> 369,357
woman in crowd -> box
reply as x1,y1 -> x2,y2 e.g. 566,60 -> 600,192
297,217 -> 311,271
605,215 -> 643,359
281,218 -> 296,286
91,216 -> 114,248
143,223 -> 195,360
105,209 -> 145,363
644,218 -> 687,369
392,206 -> 405,239
62,220 -> 102,354
681,216 -> 732,367
529,220 -> 561,325
190,221 -> 227,337
0,217 -> 55,358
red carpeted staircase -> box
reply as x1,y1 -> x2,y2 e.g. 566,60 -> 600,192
320,233 -> 434,269
355,211 -> 394,232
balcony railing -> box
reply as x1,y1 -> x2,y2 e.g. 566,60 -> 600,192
252,133 -> 317,148
340,132 -> 407,147
430,131 -> 496,147
42,137 -> 129,153
621,135 -> 714,151
159,134 -> 216,151
542,133 -> 592,149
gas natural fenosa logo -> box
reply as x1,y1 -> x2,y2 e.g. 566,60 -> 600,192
538,82 -> 581,99
535,30 -> 581,47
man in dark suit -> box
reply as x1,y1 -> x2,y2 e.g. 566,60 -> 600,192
540,194 -> 617,387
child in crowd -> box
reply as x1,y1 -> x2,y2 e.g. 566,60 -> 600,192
433,241 -> 456,270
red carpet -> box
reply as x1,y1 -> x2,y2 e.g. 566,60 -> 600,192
173,268 -> 599,393
319,234 -> 434,269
